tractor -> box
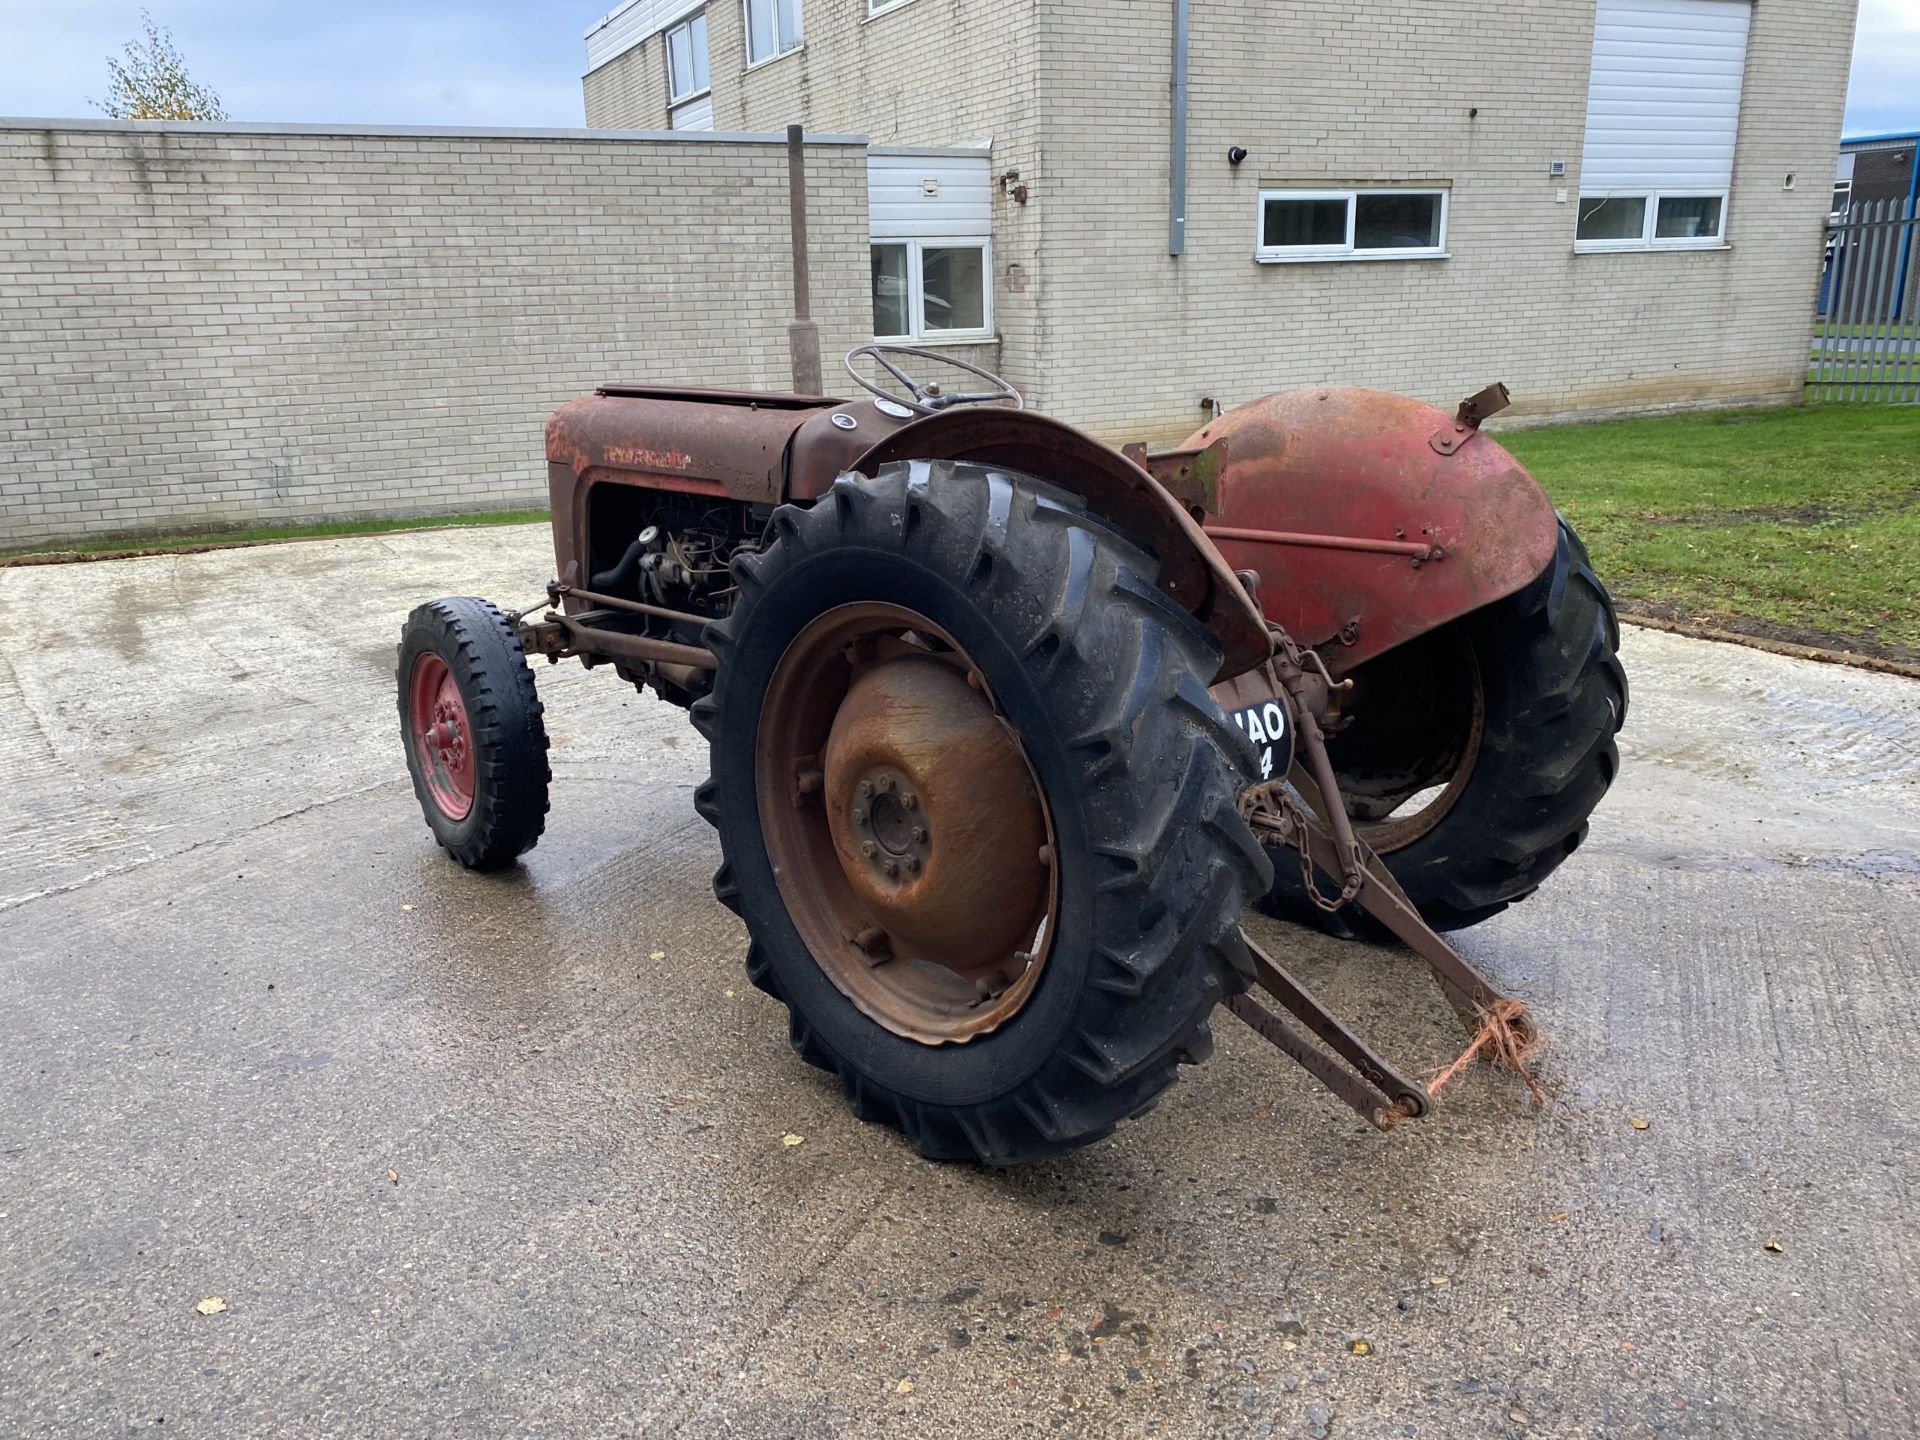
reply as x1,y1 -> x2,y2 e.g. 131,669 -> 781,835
397,346 -> 1626,1163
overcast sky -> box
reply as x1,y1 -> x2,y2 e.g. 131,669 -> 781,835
0,0 -> 1915,137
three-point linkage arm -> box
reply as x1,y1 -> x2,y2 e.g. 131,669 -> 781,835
1227,629 -> 1542,1131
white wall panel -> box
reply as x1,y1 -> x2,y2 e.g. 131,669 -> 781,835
1579,0 -> 1753,192
670,95 -> 715,131
868,148 -> 992,240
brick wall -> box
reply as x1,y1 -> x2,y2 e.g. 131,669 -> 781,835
583,42 -> 667,129
0,120 -> 869,548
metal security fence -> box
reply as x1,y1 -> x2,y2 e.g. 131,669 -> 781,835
1812,198 -> 1919,403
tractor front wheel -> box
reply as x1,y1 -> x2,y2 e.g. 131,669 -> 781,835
693,461 -> 1271,1163
397,597 -> 551,870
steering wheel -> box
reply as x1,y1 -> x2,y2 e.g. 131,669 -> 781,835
843,344 -> 1023,416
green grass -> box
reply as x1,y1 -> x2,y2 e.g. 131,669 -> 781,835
1501,403 -> 1920,658
1812,320 -> 1920,341
1807,360 -> 1920,391
1814,318 -> 1920,340
1,508 -> 549,561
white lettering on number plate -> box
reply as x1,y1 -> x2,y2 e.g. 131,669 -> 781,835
1230,701 -> 1291,780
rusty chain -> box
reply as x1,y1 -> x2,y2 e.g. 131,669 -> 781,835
1238,779 -> 1364,913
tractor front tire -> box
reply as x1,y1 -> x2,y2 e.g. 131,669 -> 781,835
692,460 -> 1271,1164
397,597 -> 551,870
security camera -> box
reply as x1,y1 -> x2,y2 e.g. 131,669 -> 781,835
1227,146 -> 1248,166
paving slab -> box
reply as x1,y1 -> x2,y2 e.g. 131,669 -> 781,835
3,524 -> 1917,1439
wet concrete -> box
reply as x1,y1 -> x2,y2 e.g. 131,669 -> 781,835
3,524 -> 1917,1439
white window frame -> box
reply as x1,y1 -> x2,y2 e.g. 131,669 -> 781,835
867,0 -> 917,14
742,0 -> 801,68
666,12 -> 709,105
1573,191 -> 1730,253
1254,188 -> 1449,264
871,238 -> 994,343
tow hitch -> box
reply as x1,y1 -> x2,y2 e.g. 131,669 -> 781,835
1228,630 -> 1543,1129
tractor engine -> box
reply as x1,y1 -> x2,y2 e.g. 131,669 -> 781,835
578,488 -> 766,702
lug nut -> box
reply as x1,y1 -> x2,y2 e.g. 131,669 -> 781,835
905,856 -> 920,873
883,859 -> 900,879
911,826 -> 927,845
853,807 -> 867,825
857,780 -> 873,799
861,841 -> 878,858
901,792 -> 919,811
877,775 -> 895,793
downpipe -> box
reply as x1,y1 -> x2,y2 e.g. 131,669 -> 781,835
1167,0 -> 1189,257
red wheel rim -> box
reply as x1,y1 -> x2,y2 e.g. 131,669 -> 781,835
408,652 -> 476,821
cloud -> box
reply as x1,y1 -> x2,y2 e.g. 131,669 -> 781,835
1845,0 -> 1920,136
3,0 -> 1915,139
0,1 -> 586,126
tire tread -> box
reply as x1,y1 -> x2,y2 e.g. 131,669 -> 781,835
696,461 -> 1270,1163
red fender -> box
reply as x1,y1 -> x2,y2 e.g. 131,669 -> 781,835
1182,387 -> 1559,677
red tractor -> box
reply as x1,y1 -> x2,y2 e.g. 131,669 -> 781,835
398,347 -> 1624,1162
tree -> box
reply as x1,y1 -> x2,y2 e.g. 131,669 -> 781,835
92,11 -> 228,122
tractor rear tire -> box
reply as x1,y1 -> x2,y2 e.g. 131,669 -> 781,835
1264,518 -> 1626,932
692,460 -> 1271,1164
397,597 -> 551,870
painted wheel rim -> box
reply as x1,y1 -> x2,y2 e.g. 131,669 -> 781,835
756,603 -> 1058,1046
408,651 -> 476,822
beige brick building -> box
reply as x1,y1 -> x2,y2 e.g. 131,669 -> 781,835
583,0 -> 1858,440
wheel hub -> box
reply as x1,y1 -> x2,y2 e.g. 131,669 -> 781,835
822,655 -> 1047,977
755,604 -> 1057,1045
408,652 -> 476,822
844,766 -> 929,879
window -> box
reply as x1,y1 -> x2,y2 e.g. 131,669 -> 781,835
868,148 -> 992,340
667,14 -> 708,103
1255,189 -> 1448,262
870,241 -> 991,339
1574,192 -> 1729,248
665,13 -> 712,130
743,0 -> 801,65
1574,0 -> 1752,251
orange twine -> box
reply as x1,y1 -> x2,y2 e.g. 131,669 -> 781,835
1425,998 -> 1545,1106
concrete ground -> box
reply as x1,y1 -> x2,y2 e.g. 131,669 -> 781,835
3,524 -> 1917,1440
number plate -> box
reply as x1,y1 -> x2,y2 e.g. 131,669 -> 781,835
1229,698 -> 1293,782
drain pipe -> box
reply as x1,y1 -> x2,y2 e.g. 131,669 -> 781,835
1168,0 -> 1190,256
786,123 -> 824,394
